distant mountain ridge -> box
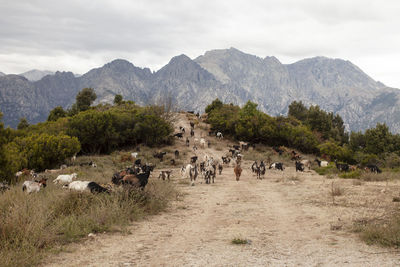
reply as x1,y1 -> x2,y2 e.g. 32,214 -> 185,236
0,48 -> 399,133
19,70 -> 55,81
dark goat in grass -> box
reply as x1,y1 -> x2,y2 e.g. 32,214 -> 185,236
335,160 -> 349,172
87,182 -> 110,194
365,164 -> 382,173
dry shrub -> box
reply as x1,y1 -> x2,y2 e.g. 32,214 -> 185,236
120,152 -> 133,162
358,215 -> 400,247
0,177 -> 177,267
331,182 -> 344,197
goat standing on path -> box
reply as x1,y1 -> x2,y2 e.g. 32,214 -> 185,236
234,161 -> 242,181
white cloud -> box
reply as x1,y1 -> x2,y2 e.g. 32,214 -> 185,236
0,0 -> 399,87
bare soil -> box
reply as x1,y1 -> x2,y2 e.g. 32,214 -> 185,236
44,113 -> 400,267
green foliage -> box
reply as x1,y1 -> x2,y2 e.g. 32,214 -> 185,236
76,87 -> 97,112
14,134 -> 80,170
206,100 -> 319,154
113,94 -> 123,105
67,105 -> 173,153
288,101 -> 308,121
205,98 -> 223,114
288,101 -> 348,144
207,103 -> 240,135
231,238 -> 249,245
318,140 -> 353,162
68,110 -> 118,154
314,165 -> 337,176
17,117 -> 29,130
364,123 -> 393,154
47,106 -> 67,121
339,170 -> 362,179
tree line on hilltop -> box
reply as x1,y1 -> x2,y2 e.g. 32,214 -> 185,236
206,98 -> 400,167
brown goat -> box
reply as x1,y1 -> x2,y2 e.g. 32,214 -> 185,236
234,162 -> 242,181
122,175 -> 140,186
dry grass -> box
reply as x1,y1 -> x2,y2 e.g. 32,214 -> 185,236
0,153 -> 178,267
331,182 -> 344,197
356,215 -> 400,247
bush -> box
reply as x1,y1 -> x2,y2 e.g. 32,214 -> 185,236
67,106 -> 173,153
358,215 -> 400,247
339,170 -> 362,179
2,134 -> 80,182
314,165 -> 337,176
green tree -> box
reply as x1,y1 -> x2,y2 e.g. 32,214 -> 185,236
205,98 -> 223,114
76,88 -> 97,112
67,110 -> 117,153
288,101 -> 308,122
47,106 -> 67,121
364,123 -> 393,155
17,117 -> 29,130
114,94 -> 123,105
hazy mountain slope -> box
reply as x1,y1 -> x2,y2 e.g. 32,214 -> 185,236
0,75 -> 49,127
20,70 -> 54,82
150,54 -> 252,111
0,72 -> 5,77
78,59 -> 152,105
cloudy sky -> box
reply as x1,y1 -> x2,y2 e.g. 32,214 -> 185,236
1,0 -> 399,87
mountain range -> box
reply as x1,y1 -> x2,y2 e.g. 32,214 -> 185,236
1,47 -> 400,133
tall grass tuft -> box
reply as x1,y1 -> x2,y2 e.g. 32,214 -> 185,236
0,180 -> 177,267
357,215 -> 400,247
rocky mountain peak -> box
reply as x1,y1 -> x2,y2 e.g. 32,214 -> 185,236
19,69 -> 54,81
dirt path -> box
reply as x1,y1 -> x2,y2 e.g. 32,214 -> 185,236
45,114 -> 400,266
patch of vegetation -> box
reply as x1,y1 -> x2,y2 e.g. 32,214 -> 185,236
339,170 -> 362,179
231,237 -> 249,245
0,179 -> 177,267
314,165 -> 337,176
356,216 -> 400,247
331,182 -> 344,197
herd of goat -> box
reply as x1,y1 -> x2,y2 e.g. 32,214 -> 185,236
1,115 -> 384,195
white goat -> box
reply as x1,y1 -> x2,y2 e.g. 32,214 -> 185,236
53,173 -> 77,184
63,181 -> 90,192
181,164 -> 193,178
22,178 -> 47,193
200,138 -> 206,148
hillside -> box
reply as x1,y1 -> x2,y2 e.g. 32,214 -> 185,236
1,48 -> 400,132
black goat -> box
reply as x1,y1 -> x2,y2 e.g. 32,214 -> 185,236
295,161 -> 305,172
88,182 -> 110,194
365,164 -> 382,174
174,133 -> 183,139
335,160 -> 349,172
191,156 -> 198,163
